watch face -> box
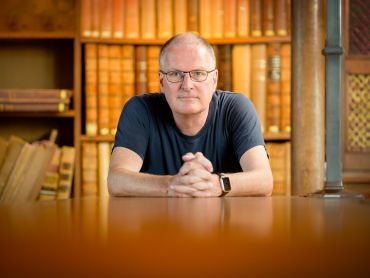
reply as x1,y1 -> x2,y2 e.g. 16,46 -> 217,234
221,176 -> 231,192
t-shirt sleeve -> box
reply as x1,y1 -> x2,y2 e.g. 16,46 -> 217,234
113,96 -> 150,160
228,94 -> 265,161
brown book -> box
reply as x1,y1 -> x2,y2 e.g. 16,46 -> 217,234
122,45 -> 136,104
125,0 -> 140,38
266,43 -> 281,133
280,43 -> 291,132
112,0 -> 125,38
0,137 -> 8,170
0,89 -> 72,101
251,44 -> 267,132
98,44 -> 110,135
237,0 -> 250,37
250,0 -> 262,36
217,45 -> 232,91
39,147 -> 61,201
100,0 -> 113,38
232,44 -> 251,98
224,0 -> 237,38
141,0 -> 156,39
211,0 -> 224,38
267,142 -> 291,195
0,136 -> 26,197
85,43 -> 98,136
91,0 -> 100,37
135,46 -> 148,95
147,46 -> 161,93
174,0 -> 188,34
108,45 -> 123,135
81,0 -> 92,37
56,146 -> 76,200
200,0 -> 212,38
98,142 -> 110,197
0,102 -> 70,112
82,142 -> 98,196
187,0 -> 199,33
275,0 -> 288,36
0,98 -> 71,104
157,0 -> 173,39
14,142 -> 57,202
263,0 -> 275,36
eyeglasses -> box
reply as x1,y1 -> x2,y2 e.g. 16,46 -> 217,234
160,69 -> 216,83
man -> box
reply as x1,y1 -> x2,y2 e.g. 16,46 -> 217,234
108,32 -> 273,197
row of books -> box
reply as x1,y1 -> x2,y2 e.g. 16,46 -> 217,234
84,42 -> 291,136
0,133 -> 75,204
0,89 -> 73,112
81,0 -> 290,39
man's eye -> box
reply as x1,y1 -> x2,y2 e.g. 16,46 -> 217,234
168,71 -> 182,77
193,71 -> 206,77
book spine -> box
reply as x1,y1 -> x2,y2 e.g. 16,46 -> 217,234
140,0 -> 156,39
263,0 -> 275,36
237,0 -> 250,37
91,0 -> 100,37
39,147 -> 61,201
218,45 -> 232,91
200,0 -> 212,38
85,43 -> 98,136
267,142 -> 290,195
100,0 -> 113,38
266,43 -> 281,133
224,0 -> 237,38
81,0 -> 92,37
275,0 -> 288,36
98,44 -> 110,135
174,0 -> 188,34
147,46 -> 161,93
157,0 -> 173,39
135,46 -> 148,95
232,44 -> 251,98
187,0 -> 199,33
211,0 -> 224,38
0,98 -> 71,104
82,142 -> 98,196
56,146 -> 76,200
112,0 -> 125,38
122,45 -> 136,104
98,142 -> 110,197
0,89 -> 72,100
0,103 -> 69,112
280,43 -> 291,132
125,0 -> 140,38
250,0 -> 262,36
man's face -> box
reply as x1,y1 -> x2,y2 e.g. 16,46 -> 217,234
159,45 -> 218,118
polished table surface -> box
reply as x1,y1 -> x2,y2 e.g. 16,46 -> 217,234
1,196 -> 370,277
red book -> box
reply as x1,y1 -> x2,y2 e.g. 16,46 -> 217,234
112,0 -> 125,38
81,0 -> 92,37
250,0 -> 262,36
100,0 -> 113,38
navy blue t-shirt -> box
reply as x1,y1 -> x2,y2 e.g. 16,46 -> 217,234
113,90 -> 264,175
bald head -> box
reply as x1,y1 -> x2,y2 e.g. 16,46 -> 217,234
159,32 -> 216,70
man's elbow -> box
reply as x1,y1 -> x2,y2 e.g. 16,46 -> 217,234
107,171 -> 122,196
263,171 -> 274,197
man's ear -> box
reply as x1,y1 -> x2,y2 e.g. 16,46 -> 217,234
159,72 -> 164,87
212,69 -> 218,88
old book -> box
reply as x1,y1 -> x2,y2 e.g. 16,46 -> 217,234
91,0 -> 100,37
141,0 -> 156,39
39,147 -> 61,201
263,0 -> 275,36
275,0 -> 288,36
266,43 -> 281,133
56,146 -> 76,200
250,0 -> 262,36
100,0 -> 113,38
251,44 -> 267,132
0,102 -> 70,112
135,46 -> 148,95
85,43 -> 98,136
14,142 -> 57,202
0,137 -> 8,170
122,45 -> 136,104
211,0 -> 224,38
0,143 -> 36,204
267,142 -> 291,195
200,0 -> 212,38
147,46 -> 161,93
81,0 -> 92,37
0,89 -> 72,101
218,45 -> 232,91
98,142 -> 110,197
224,0 -> 237,38
108,45 -> 123,135
125,0 -> 140,38
174,0 -> 187,34
280,43 -> 291,132
98,44 -> 110,135
82,142 -> 98,196
232,44 -> 251,98
157,0 -> 173,39
0,136 -> 26,197
187,0 -> 199,33
112,0 -> 125,38
237,0 -> 250,37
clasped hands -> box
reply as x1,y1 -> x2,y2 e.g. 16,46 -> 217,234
168,152 -> 221,197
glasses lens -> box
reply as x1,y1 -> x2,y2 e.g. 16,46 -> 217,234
166,71 -> 183,82
189,70 -> 208,82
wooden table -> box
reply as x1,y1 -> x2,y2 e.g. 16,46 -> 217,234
1,196 -> 370,277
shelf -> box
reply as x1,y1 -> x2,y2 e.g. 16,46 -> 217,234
0,32 -> 76,39
80,36 -> 291,45
81,135 -> 115,142
0,110 -> 75,118
264,132 -> 291,141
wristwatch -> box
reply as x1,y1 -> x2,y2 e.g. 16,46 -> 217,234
216,173 -> 231,197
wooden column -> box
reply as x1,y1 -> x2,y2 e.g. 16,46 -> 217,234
291,0 -> 326,195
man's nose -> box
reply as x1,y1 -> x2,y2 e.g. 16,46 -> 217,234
181,73 -> 194,90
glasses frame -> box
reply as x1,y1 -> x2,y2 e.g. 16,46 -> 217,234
159,69 -> 217,83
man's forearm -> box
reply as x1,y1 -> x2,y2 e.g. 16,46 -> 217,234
108,168 -> 172,197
